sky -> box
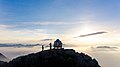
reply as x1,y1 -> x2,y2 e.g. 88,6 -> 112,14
0,0 -> 120,46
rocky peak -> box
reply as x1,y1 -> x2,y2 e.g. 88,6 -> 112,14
6,49 -> 101,67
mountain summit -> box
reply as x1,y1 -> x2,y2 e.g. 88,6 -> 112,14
3,49 -> 100,67
0,39 -> 101,67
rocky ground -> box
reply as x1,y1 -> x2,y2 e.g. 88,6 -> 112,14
0,49 -> 101,67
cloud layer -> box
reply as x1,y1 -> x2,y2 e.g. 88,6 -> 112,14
76,31 -> 107,37
41,39 -> 53,41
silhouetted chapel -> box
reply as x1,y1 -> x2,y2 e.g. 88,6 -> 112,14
53,39 -> 62,49
48,39 -> 63,50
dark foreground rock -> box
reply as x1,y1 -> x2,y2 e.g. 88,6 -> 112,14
0,49 -> 101,67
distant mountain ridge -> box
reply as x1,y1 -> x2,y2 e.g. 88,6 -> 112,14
0,53 -> 9,62
0,49 -> 101,67
0,44 -> 41,48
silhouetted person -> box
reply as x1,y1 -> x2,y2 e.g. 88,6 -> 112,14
49,43 -> 52,50
42,45 -> 44,51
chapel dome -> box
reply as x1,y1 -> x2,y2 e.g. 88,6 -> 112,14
53,39 -> 62,49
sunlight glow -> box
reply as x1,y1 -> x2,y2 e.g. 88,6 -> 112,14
71,23 -> 109,46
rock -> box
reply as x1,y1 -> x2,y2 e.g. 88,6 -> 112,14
0,53 -> 9,62
7,49 -> 101,67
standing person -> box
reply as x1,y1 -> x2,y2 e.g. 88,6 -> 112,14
49,43 -> 52,50
42,45 -> 44,51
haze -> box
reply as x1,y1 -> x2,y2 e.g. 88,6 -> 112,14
0,0 -> 120,67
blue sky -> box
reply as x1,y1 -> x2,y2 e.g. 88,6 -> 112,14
0,0 -> 120,45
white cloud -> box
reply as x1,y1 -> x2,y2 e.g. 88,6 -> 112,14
0,24 -> 15,29
22,21 -> 84,25
0,24 -> 49,43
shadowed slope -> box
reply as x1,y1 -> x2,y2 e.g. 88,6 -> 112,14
0,53 -> 9,62
6,49 -> 101,67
